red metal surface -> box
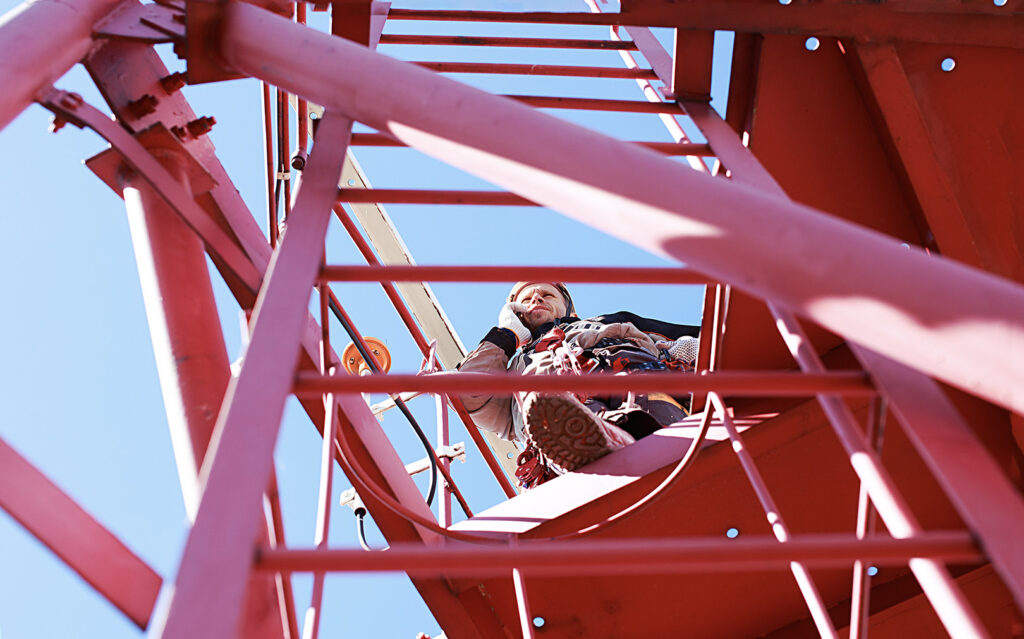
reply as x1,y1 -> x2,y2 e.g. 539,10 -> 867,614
157,112 -> 355,639
256,533 -> 981,575
3,0 -> 1023,637
708,393 -> 837,638
294,370 -> 874,397
219,1 -> 1024,416
0,0 -> 125,129
0,437 -> 162,628
320,264 -> 712,284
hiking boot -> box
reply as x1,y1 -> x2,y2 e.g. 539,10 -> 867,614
522,392 -> 635,472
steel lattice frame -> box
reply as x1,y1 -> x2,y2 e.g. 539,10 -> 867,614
0,0 -> 1022,637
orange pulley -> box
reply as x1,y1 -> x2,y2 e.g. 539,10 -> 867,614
341,337 -> 391,376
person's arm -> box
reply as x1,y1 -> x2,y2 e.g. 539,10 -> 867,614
592,310 -> 699,341
456,327 -> 518,440
593,310 -> 700,364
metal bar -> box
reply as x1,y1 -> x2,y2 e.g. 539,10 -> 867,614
265,470 -> 301,639
849,398 -> 885,639
853,346 -> 1024,610
301,285 -> 337,639
157,112 -> 354,639
851,42 -> 983,269
255,532 -> 981,575
512,563 -> 536,639
39,90 -> 263,294
771,306 -> 990,639
120,136 -> 233,521
414,61 -> 657,79
337,188 -> 536,205
348,133 -> 713,156
436,389 -> 452,528
294,371 -> 874,397
581,0 -> 708,172
383,6 -> 1024,47
262,81 -> 279,247
503,94 -> 686,113
0,0 -> 127,130
332,206 -> 518,498
223,0 -> 1024,422
708,393 -> 838,638
319,264 -> 713,284
0,436 -> 162,629
378,34 -> 639,49
383,9 -> 632,25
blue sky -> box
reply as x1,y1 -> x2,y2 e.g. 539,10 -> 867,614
0,1 -> 731,636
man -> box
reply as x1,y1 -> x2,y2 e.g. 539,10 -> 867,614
458,282 -> 700,488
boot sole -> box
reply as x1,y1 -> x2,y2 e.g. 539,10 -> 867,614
523,394 -> 615,472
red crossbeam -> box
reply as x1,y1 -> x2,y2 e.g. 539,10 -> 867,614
255,532 -> 980,576
293,371 -> 874,397
0,437 -> 162,629
415,61 -> 657,79
505,95 -> 683,113
319,264 -> 713,284
347,133 -> 712,156
379,34 -> 639,49
337,188 -> 535,205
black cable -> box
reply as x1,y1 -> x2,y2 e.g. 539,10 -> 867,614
354,508 -> 387,552
329,297 -> 439,508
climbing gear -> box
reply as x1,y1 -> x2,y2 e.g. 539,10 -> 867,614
514,444 -> 561,489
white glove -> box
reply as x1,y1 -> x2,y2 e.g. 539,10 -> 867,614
658,336 -> 699,364
498,302 -> 531,347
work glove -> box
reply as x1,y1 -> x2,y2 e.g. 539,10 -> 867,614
498,302 -> 531,347
656,336 -> 700,364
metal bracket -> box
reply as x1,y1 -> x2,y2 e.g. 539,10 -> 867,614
93,2 -> 185,44
37,87 -> 260,294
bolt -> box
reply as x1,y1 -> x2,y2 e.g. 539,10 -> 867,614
127,94 -> 158,119
291,148 -> 307,171
170,125 -> 188,140
185,116 -> 216,137
48,115 -> 67,133
160,72 -> 187,95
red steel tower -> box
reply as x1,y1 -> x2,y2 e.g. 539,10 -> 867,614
0,0 -> 1021,637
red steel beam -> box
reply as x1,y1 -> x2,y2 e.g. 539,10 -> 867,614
348,133 -> 713,156
293,371 -> 874,397
255,532 -> 982,575
319,264 -> 713,284
618,0 -> 1022,49
378,34 -> 638,50
120,147 -> 233,519
220,2 -> 1024,416
850,42 -> 983,270
853,346 -> 1024,609
0,437 -> 162,629
385,4 -> 1021,48
0,0 -> 126,130
337,188 -> 535,205
708,393 -> 837,638
504,94 -> 687,113
157,113 -> 354,639
414,61 -> 657,79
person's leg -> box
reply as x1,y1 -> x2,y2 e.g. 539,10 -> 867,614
522,392 -> 635,472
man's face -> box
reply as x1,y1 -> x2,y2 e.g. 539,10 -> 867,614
513,283 -> 567,330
